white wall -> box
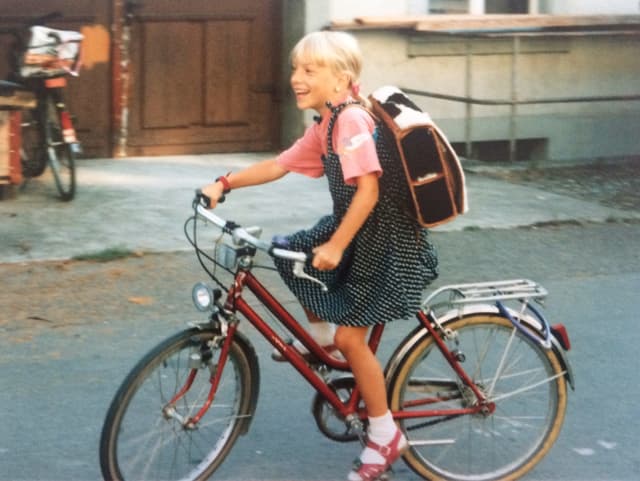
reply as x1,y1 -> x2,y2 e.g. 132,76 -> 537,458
329,0 -> 413,23
327,0 -> 640,19
328,0 -> 462,21
353,31 -> 640,162
543,0 -> 640,15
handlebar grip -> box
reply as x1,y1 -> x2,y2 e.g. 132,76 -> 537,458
194,189 -> 210,208
194,189 -> 224,208
271,235 -> 291,250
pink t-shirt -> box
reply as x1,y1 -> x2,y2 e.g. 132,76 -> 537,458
276,107 -> 381,185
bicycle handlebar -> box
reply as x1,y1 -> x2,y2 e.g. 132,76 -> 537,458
0,12 -> 63,36
194,190 -> 307,263
194,190 -> 329,290
30,12 -> 63,27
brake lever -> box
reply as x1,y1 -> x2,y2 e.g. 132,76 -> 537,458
293,261 -> 328,292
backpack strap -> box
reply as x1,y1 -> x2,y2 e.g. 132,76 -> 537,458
324,100 -> 367,157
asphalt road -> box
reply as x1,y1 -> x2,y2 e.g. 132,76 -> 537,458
1,220 -> 639,481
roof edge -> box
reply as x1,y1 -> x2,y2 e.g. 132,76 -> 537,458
329,14 -> 640,35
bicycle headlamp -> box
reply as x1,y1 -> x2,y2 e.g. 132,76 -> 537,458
192,282 -> 214,311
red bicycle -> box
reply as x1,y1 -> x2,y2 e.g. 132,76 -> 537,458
99,191 -> 574,481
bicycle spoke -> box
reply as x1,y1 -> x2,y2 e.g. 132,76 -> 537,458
469,322 -> 499,381
491,371 -> 566,403
487,326 -> 517,397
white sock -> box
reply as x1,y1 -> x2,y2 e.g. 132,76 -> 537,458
348,411 -> 399,480
363,411 -> 398,464
308,321 -> 335,346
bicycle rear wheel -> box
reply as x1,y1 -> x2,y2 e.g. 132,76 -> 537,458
43,93 -> 76,201
387,314 -> 567,481
100,328 -> 259,481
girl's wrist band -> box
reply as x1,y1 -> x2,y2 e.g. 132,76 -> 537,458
215,173 -> 232,194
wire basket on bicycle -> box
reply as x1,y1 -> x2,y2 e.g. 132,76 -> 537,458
19,25 -> 83,79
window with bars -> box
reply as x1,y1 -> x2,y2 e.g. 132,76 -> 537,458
428,0 -> 468,14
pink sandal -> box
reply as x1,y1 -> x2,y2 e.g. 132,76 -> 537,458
349,429 -> 408,481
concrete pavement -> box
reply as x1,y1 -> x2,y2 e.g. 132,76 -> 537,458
1,153 -> 638,264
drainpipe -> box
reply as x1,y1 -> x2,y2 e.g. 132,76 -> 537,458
111,0 -> 124,157
117,3 -> 132,158
112,0 -> 139,157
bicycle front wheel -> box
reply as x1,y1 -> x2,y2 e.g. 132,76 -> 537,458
100,328 -> 259,481
388,314 -> 568,481
43,93 -> 76,201
20,106 -> 47,178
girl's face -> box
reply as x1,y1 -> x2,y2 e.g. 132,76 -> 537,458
290,60 -> 348,115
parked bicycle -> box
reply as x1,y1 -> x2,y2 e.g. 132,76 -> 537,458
99,191 -> 574,481
0,12 -> 83,201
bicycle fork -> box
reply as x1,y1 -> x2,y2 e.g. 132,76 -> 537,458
46,84 -> 81,154
162,322 -> 239,430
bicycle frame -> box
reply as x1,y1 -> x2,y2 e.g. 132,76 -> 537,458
171,264 -> 495,429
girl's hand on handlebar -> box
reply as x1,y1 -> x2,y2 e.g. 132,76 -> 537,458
312,241 -> 343,271
200,182 -> 226,208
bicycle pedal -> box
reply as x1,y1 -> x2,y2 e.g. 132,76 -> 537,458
376,469 -> 394,481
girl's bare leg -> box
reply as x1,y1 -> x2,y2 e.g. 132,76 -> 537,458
333,325 -> 387,416
335,325 -> 406,481
272,308 -> 336,361
303,308 -> 336,347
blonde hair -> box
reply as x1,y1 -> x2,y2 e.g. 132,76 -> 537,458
291,31 -> 366,102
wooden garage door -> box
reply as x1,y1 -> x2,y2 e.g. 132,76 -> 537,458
127,0 -> 282,155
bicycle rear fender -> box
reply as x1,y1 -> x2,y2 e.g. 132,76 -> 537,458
384,305 -> 575,390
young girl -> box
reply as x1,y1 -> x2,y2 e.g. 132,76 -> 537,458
202,30 -> 438,481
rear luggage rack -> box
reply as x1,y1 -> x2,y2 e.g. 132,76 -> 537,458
423,279 -> 547,311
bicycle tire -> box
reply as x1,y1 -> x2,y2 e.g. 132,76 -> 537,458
43,93 -> 76,201
387,314 -> 567,481
99,328 -> 260,481
19,106 -> 47,178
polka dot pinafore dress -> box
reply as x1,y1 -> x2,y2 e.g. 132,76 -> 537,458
274,101 -> 438,327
